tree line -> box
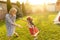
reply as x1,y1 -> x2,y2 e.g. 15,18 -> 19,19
7,0 -> 26,19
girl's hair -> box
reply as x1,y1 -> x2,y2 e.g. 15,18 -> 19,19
27,16 -> 34,25
9,7 -> 17,14
0,7 -> 2,10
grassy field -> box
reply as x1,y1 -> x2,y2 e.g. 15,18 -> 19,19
0,12 -> 60,40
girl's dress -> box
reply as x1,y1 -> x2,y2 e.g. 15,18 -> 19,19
28,24 -> 39,36
5,14 -> 16,36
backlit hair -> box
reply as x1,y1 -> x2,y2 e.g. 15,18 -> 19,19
27,16 -> 34,25
0,7 -> 2,10
9,7 -> 17,14
27,16 -> 33,21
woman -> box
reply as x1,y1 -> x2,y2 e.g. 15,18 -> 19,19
5,7 -> 22,40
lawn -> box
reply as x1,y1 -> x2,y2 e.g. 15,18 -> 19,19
0,12 -> 60,40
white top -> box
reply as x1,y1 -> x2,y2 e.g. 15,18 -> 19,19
54,11 -> 60,24
27,22 -> 34,28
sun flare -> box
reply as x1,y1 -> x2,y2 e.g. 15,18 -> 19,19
28,0 -> 45,5
28,0 -> 57,5
18,0 -> 26,4
10,0 -> 57,5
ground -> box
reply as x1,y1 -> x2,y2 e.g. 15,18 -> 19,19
0,12 -> 60,40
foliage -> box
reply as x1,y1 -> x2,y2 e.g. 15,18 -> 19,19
7,0 -> 12,13
16,1 -> 23,19
22,3 -> 26,16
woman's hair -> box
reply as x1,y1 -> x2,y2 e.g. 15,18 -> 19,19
27,16 -> 34,25
9,7 -> 17,14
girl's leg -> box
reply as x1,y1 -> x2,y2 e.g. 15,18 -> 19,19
14,32 -> 19,37
34,31 -> 39,40
8,36 -> 11,40
34,36 -> 38,40
32,35 -> 38,40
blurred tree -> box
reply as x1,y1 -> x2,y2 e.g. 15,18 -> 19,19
16,1 -> 21,7
7,0 -> 12,13
56,0 -> 60,11
16,1 -> 23,19
22,2 -> 26,16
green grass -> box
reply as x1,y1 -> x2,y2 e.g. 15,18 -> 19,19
0,12 -> 60,40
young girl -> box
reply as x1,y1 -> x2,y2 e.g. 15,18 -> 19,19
5,7 -> 22,40
27,16 -> 39,40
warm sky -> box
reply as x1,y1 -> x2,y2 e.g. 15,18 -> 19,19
4,0 -> 57,5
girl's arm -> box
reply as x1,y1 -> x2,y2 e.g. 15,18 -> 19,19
6,15 -> 22,28
32,25 -> 35,34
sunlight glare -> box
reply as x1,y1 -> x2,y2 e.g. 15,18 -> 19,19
45,0 -> 57,4
11,0 -> 17,3
10,0 -> 57,5
28,0 -> 57,5
28,0 -> 45,5
18,0 -> 26,4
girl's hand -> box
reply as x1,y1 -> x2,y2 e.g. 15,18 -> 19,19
18,25 -> 23,28
17,24 -> 23,28
14,23 -> 23,28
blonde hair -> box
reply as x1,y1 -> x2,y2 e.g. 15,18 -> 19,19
0,7 -> 2,10
9,7 -> 17,14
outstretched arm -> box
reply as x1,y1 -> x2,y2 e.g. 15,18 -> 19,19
6,15 -> 22,28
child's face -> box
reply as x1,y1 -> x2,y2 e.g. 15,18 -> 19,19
27,20 -> 30,24
27,19 -> 32,23
27,20 -> 29,22
0,10 -> 2,13
10,10 -> 17,16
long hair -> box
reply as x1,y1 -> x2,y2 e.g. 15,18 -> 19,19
27,16 -> 35,26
